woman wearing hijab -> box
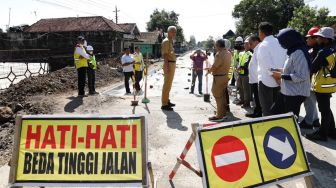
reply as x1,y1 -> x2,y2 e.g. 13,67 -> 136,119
206,39 -> 232,121
271,28 -> 311,117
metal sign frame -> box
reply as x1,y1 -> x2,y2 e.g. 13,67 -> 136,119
195,113 -> 312,188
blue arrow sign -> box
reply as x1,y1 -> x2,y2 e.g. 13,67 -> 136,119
263,127 -> 297,169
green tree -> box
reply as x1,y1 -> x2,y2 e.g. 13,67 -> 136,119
147,9 -> 185,42
288,5 -> 336,35
204,36 -> 215,50
232,0 -> 304,36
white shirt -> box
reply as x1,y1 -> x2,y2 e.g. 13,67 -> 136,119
249,44 -> 260,84
257,35 -> 287,87
121,54 -> 134,72
75,46 -> 90,59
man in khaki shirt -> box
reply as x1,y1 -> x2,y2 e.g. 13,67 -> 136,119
206,39 -> 232,121
161,26 -> 177,111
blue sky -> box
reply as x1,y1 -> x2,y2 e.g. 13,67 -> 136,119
0,0 -> 335,41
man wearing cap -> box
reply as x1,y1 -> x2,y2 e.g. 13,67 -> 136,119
190,49 -> 207,94
74,36 -> 91,97
299,26 -> 321,129
236,38 -> 252,108
306,27 -> 336,141
161,26 -> 177,111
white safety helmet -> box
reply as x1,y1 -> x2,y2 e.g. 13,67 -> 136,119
86,45 -> 94,51
224,39 -> 231,50
235,36 -> 244,43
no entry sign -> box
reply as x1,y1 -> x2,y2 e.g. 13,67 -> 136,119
211,136 -> 249,182
196,113 -> 311,188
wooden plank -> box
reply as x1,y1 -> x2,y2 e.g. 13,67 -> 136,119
8,115 -> 22,184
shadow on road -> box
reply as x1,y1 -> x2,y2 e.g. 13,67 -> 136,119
306,152 -> 336,187
162,110 -> 188,131
64,96 -> 83,113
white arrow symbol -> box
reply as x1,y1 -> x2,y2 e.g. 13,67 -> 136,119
267,136 -> 295,161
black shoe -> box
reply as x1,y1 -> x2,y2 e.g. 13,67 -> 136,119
89,91 -> 99,95
328,133 -> 336,140
246,113 -> 262,118
168,101 -> 176,107
299,120 -> 313,129
199,92 -> 203,95
312,119 -> 321,127
161,105 -> 174,111
305,131 -> 328,141
189,91 -> 194,94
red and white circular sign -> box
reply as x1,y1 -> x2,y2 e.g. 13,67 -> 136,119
211,136 -> 249,182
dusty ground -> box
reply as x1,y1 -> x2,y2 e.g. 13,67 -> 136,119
0,53 -> 335,188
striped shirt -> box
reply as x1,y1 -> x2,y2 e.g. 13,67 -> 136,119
280,50 -> 310,97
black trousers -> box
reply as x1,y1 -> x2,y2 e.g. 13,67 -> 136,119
230,73 -> 236,86
77,67 -> 87,95
258,81 -> 280,116
271,93 -> 306,117
134,71 -> 143,91
250,83 -> 262,115
124,71 -> 134,93
315,92 -> 336,137
191,70 -> 203,93
87,68 -> 96,93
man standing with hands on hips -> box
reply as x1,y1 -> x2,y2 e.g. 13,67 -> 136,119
161,26 -> 177,111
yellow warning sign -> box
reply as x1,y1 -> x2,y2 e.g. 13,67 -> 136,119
196,113 -> 311,188
198,124 -> 262,188
252,117 -> 309,182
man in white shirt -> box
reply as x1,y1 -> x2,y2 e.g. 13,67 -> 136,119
257,22 -> 287,116
121,48 -> 135,94
246,35 -> 262,118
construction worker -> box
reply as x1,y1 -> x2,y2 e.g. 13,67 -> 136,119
206,39 -> 232,122
133,46 -> 145,94
121,48 -> 135,95
86,45 -> 98,95
236,38 -> 252,108
299,26 -> 321,129
230,36 -> 244,87
74,36 -> 91,97
306,27 -> 336,141
161,26 -> 177,111
190,49 -> 207,95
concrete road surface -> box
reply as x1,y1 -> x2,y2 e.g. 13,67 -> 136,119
0,52 -> 335,188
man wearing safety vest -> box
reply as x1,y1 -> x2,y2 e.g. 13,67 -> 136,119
133,46 -> 145,94
86,45 -> 98,95
229,37 -> 244,87
306,27 -> 336,141
74,36 -> 91,97
236,38 -> 252,108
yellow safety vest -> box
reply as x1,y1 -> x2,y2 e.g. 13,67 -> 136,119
133,52 -> 144,71
238,51 -> 252,75
229,50 -> 240,79
312,51 -> 336,93
74,45 -> 88,69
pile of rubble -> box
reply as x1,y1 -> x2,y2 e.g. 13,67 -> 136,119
0,64 -> 122,166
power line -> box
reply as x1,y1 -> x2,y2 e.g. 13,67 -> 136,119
34,0 -> 99,16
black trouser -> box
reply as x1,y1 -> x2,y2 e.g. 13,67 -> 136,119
77,67 -> 87,95
271,93 -> 306,117
250,83 -> 262,115
230,73 -> 236,86
315,92 -> 336,137
258,81 -> 280,116
134,71 -> 143,91
87,68 -> 96,93
225,87 -> 230,110
124,71 -> 134,93
191,70 -> 203,93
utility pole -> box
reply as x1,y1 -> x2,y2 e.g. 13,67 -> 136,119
7,8 -> 11,30
113,6 -> 120,24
